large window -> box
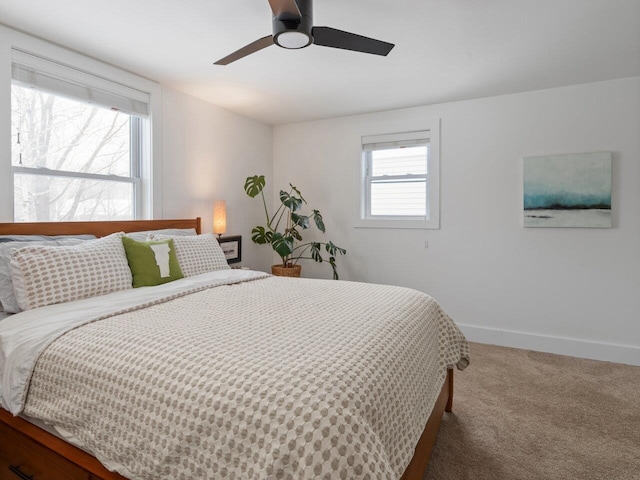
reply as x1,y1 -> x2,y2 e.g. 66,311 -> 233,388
10,50 -> 150,222
359,126 -> 440,229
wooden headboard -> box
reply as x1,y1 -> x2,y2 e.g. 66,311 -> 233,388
0,218 -> 202,237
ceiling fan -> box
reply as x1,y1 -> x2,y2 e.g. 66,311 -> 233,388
214,0 -> 395,65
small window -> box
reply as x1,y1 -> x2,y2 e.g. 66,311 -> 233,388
358,125 -> 440,229
10,50 -> 150,222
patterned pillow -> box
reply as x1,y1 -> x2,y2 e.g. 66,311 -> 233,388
11,233 -> 133,311
152,233 -> 229,277
0,238 -> 87,313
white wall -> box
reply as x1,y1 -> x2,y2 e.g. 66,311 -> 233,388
273,77 -> 640,366
161,87 -> 273,271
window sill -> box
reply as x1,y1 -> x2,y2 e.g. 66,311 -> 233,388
354,218 -> 440,230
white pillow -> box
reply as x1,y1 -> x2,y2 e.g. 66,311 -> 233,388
124,228 -> 197,242
0,238 -> 86,313
152,233 -> 229,277
0,234 -> 96,243
11,233 -> 133,311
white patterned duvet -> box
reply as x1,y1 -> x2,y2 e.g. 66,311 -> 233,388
0,270 -> 469,480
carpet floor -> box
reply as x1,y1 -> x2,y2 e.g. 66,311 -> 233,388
424,343 -> 640,480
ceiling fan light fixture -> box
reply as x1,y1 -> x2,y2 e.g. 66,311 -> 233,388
214,0 -> 395,65
275,30 -> 312,49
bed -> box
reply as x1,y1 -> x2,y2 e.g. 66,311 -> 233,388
0,218 -> 469,480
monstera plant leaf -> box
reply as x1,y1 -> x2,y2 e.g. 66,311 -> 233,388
244,175 -> 266,198
271,233 -> 294,258
251,226 -> 273,244
286,227 -> 303,241
312,210 -> 326,233
325,241 -> 347,256
291,213 -> 310,230
310,242 -> 323,263
280,190 -> 303,212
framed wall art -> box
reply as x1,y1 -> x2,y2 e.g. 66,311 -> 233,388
523,152 -> 611,228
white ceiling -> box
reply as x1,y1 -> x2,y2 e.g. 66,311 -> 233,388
1,0 -> 639,125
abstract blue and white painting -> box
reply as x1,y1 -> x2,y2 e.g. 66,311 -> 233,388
523,152 -> 611,228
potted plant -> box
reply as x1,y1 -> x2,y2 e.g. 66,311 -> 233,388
244,175 -> 346,279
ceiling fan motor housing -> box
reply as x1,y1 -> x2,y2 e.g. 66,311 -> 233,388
273,0 -> 313,49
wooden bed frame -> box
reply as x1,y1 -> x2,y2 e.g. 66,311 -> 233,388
0,218 -> 452,480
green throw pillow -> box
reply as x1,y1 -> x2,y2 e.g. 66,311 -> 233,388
122,237 -> 184,288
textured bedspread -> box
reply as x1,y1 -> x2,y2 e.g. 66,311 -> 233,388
22,274 -> 469,479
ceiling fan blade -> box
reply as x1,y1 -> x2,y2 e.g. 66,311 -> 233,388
267,0 -> 302,21
312,26 -> 394,56
214,35 -> 275,65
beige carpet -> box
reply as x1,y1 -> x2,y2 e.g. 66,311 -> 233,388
424,343 -> 640,480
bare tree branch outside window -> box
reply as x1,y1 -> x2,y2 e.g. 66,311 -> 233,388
11,85 -> 137,222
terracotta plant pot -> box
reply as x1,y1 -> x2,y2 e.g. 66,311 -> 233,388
271,264 -> 302,277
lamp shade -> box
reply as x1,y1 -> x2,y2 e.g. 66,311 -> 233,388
213,200 -> 227,236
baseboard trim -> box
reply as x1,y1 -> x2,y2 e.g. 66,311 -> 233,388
457,323 -> 640,367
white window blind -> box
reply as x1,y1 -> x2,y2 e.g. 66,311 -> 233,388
11,49 -> 150,117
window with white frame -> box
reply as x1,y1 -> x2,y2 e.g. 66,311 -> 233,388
359,125 -> 440,229
10,50 -> 151,222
